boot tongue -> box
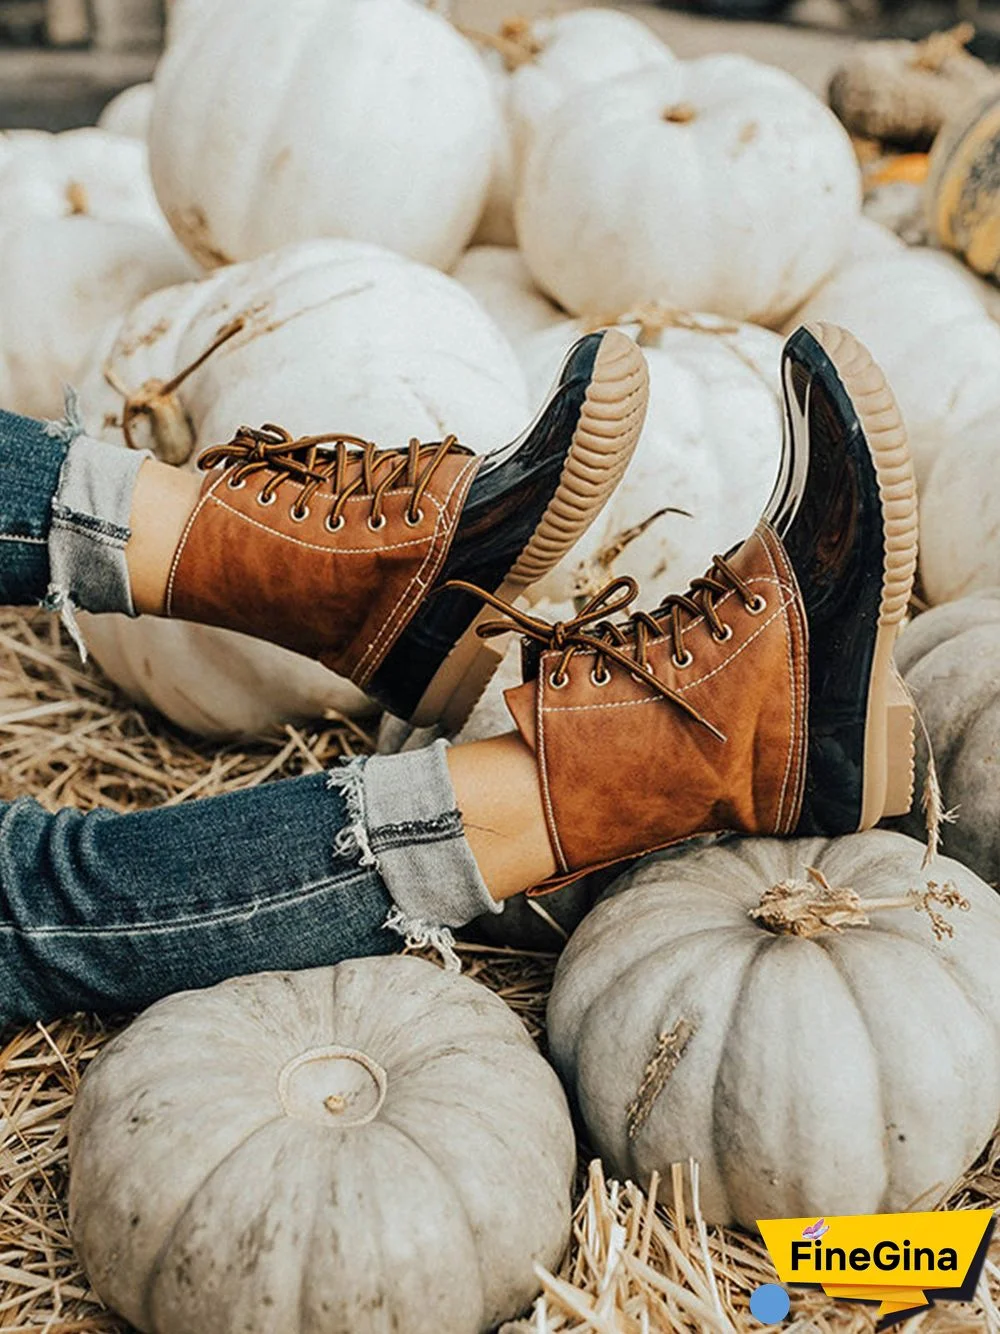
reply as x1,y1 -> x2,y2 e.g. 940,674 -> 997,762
503,677 -> 538,750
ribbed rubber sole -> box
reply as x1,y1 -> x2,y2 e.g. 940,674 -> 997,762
804,322 -> 919,828
411,328 -> 649,733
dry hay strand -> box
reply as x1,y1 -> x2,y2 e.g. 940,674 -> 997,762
2,607 -> 1000,1333
507,1154 -> 1000,1334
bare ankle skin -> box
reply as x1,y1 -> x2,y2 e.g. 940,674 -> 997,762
126,459 -> 202,615
447,732 -> 557,902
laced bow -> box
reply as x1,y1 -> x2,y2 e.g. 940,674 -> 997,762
446,554 -> 768,741
198,423 -> 470,526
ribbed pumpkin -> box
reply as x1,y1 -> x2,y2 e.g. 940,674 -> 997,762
517,56 -> 860,327
0,127 -> 165,231
452,245 -> 563,350
150,0 -> 497,270
896,592 -> 1000,884
98,83 -> 154,140
0,217 -> 195,419
70,956 -> 576,1334
828,26 -> 997,148
77,239 -> 528,737
927,90 -> 1000,280
548,830 -> 1000,1228
471,9 -> 675,246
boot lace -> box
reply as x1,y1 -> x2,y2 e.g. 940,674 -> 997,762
446,555 -> 768,740
198,423 -> 471,528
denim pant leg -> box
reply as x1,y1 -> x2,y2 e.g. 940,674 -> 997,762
0,407 -> 73,606
0,744 -> 497,1025
0,401 -> 144,626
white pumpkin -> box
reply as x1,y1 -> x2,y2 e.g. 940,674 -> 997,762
0,128 -> 165,231
472,9 -> 675,246
451,245 -> 563,349
517,56 -> 860,327
97,83 -> 154,140
519,314 -> 782,606
70,956 -> 576,1334
79,615 -> 377,737
789,245 -> 1000,488
846,215 -> 906,262
896,592 -> 1000,882
548,830 -> 1000,1228
922,246 -> 1000,324
0,217 -> 196,419
150,0 -> 497,271
77,239 -> 529,737
918,412 -> 1000,603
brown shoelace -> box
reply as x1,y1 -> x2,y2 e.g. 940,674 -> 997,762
198,423 -> 471,528
446,555 -> 768,740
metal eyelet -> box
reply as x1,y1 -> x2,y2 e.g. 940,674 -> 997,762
590,667 -> 612,687
325,513 -> 345,533
289,506 -> 310,524
548,671 -> 569,690
368,515 -> 387,532
404,508 -> 425,528
745,594 -> 768,615
672,648 -> 694,669
712,623 -> 734,643
227,476 -> 246,491
257,491 -> 276,508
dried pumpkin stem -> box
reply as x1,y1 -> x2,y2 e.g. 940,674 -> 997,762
751,866 -> 970,941
65,180 -> 88,215
102,315 -> 246,465
454,17 -> 540,70
663,102 -> 698,124
584,301 -> 742,345
911,23 -> 975,73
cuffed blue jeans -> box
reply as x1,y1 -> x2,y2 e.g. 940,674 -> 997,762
0,405 -> 497,1025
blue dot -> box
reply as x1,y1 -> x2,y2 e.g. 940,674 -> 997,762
750,1284 -> 791,1324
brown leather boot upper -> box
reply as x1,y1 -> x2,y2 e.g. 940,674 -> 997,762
491,522 -> 810,888
166,425 -> 481,689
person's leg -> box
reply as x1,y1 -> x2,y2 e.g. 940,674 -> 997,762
0,732 -> 557,1026
0,321 -> 920,1026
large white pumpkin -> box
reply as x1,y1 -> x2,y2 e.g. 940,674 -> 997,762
451,245 -> 563,349
790,245 -> 1000,488
548,830 -> 1000,1229
896,593 -> 1000,881
97,82 -> 154,140
150,0 -> 497,271
918,413 -> 1000,603
519,313 -> 782,605
0,217 -> 195,419
517,56 -> 860,326
78,239 -> 529,736
70,956 -> 577,1334
0,128 -> 165,231
472,9 -> 675,246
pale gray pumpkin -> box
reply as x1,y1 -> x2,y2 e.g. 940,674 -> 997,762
896,592 -> 1000,883
69,955 -> 576,1334
548,830 -> 1000,1230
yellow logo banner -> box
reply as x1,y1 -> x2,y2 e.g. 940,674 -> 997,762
758,1209 -> 993,1320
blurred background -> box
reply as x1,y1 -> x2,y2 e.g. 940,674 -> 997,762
5,0 -> 997,136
